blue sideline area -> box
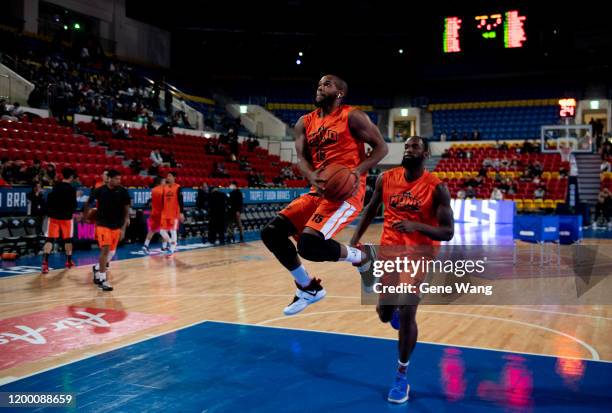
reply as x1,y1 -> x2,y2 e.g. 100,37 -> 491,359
1,321 -> 610,412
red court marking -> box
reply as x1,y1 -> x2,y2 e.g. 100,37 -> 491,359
0,306 -> 175,370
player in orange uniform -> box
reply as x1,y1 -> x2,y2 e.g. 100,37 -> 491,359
160,171 -> 184,257
350,136 -> 454,404
261,75 -> 388,315
142,176 -> 170,254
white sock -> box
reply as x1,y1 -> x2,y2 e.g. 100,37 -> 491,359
170,242 -> 176,253
341,246 -> 364,264
398,360 -> 409,375
290,265 -> 312,287
97,272 -> 106,281
94,263 -> 100,271
162,242 -> 168,249
170,230 -> 178,244
144,239 -> 150,247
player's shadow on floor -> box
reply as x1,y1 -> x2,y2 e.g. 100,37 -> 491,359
31,269 -> 69,289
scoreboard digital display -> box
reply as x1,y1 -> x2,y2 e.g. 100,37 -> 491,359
443,10 -> 527,53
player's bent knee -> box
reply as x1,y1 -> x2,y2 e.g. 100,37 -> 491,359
377,305 -> 395,323
297,233 -> 341,262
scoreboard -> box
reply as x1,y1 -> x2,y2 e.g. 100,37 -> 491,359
443,10 -> 527,53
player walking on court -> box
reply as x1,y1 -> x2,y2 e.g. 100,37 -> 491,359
85,169 -> 131,291
350,136 -> 454,404
41,167 -> 78,274
160,171 -> 184,257
261,74 -> 388,315
142,176 -> 170,254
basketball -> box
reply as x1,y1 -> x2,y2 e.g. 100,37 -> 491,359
86,208 -> 97,223
318,164 -> 358,201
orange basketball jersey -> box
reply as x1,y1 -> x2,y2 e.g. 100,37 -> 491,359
150,185 -> 165,216
162,183 -> 181,220
302,105 -> 366,196
380,167 -> 442,246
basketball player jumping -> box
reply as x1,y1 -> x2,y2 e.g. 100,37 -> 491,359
85,169 -> 131,291
350,136 -> 454,404
142,176 -> 170,254
261,74 -> 388,315
160,171 -> 184,257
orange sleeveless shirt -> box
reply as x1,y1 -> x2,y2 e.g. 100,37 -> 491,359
150,185 -> 165,217
162,183 -> 181,220
380,167 -> 442,246
302,105 -> 366,198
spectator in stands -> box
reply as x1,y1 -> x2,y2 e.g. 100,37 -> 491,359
464,175 -> 483,189
27,182 -> 46,224
491,158 -> 500,169
226,181 -> 244,243
482,157 -> 493,168
534,186 -> 546,200
456,148 -> 466,158
457,189 -> 466,200
439,131 -> 447,142
26,159 -> 43,185
441,149 -> 451,158
208,186 -> 227,245
247,136 -> 260,152
490,187 -> 504,201
212,162 -> 230,179
461,132 -> 469,141
42,163 -> 57,186
150,149 -> 164,168
465,187 -> 476,199
0,100 -> 10,119
471,129 -> 481,141
498,141 -> 509,151
205,141 -> 217,155
450,130 -> 458,141
500,158 -> 510,169
238,155 -> 252,172
510,158 -> 521,168
594,188 -> 612,228
0,100 -> 18,121
601,159 -> 612,173
521,139 -> 535,154
196,182 -> 209,211
229,132 -> 239,162
247,170 -> 263,187
10,102 -> 23,120
529,161 -> 543,177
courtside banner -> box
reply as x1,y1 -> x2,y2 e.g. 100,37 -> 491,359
219,188 -> 309,204
450,199 -> 515,224
2,187 -> 309,214
0,188 -> 29,214
358,245 -> 612,305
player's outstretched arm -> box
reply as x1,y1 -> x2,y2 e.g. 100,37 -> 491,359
294,116 -> 325,193
350,174 -> 383,246
392,183 -> 454,241
348,110 -> 389,176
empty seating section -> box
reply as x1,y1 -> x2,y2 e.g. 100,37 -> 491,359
434,143 -> 568,212
80,122 -> 307,188
265,102 -> 378,127
430,99 -> 561,140
0,118 -> 125,187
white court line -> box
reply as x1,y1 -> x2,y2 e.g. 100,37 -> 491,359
1,293 -> 611,323
255,309 -> 602,361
